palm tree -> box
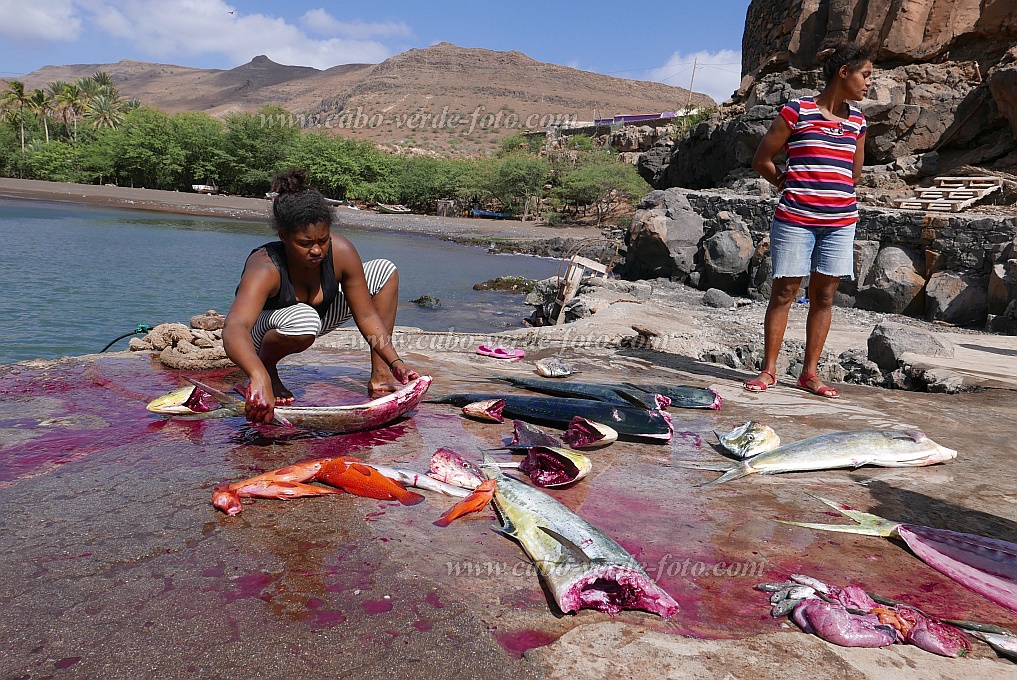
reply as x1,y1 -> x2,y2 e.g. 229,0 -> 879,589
84,93 -> 124,129
28,89 -> 54,143
56,83 -> 85,141
1,81 -> 32,152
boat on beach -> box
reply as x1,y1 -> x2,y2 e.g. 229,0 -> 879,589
191,184 -> 218,194
471,208 -> 512,219
377,203 -> 412,214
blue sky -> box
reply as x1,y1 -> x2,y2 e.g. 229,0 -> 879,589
0,0 -> 750,102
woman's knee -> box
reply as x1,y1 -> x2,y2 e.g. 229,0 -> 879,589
769,278 -> 801,306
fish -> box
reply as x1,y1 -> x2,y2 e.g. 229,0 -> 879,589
430,394 -> 673,441
783,495 -> 1017,613
503,420 -> 562,451
561,417 -> 618,449
462,398 -> 505,423
315,458 -> 425,505
792,598 -> 897,648
481,459 -> 680,617
434,479 -> 497,527
675,429 -> 956,485
148,375 -> 432,433
626,383 -> 723,410
535,357 -> 572,378
210,456 -> 459,514
716,421 -> 781,459
427,448 -> 485,490
970,631 -> 1017,660
517,447 -> 591,487
494,377 -> 660,409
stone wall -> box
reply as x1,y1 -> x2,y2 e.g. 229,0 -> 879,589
623,188 -> 1017,329
681,190 -> 1017,273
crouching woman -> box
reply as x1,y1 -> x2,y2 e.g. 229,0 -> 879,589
224,169 -> 419,423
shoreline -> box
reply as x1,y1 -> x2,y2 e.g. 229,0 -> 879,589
0,177 -> 606,251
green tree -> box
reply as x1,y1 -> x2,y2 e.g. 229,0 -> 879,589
28,89 -> 54,143
285,132 -> 398,202
106,107 -> 184,188
85,93 -> 125,130
23,140 -> 90,183
168,111 -> 228,188
554,157 -> 649,224
55,83 -> 85,141
222,106 -> 301,195
1,81 -> 32,152
488,155 -> 549,213
394,157 -> 471,209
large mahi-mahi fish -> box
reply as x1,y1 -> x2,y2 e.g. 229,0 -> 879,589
147,375 -> 432,433
482,460 -> 680,617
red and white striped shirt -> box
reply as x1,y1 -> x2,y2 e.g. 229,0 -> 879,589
774,96 -> 866,228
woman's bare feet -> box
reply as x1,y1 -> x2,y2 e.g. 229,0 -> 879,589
368,367 -> 403,398
266,365 -> 295,405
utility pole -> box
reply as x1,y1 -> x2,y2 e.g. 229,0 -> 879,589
684,57 -> 698,115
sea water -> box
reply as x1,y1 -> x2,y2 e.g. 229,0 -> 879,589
0,199 -> 559,364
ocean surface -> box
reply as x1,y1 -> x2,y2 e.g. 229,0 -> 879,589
0,199 -> 560,365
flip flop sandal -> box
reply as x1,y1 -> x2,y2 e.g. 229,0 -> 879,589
744,370 -> 776,392
477,344 -> 525,359
796,372 -> 840,398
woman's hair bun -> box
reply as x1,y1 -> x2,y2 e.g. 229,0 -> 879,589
271,168 -> 308,196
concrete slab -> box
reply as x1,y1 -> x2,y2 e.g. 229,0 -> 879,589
2,343 -> 1017,678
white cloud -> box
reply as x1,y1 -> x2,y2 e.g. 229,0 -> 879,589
299,10 -> 411,40
0,0 -> 82,44
77,0 -> 394,68
642,49 -> 742,105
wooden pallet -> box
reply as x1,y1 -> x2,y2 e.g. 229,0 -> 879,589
897,176 -> 1003,212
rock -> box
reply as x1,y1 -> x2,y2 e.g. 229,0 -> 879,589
748,236 -> 772,300
988,259 -> 1017,315
410,295 -> 442,309
636,144 -> 673,187
924,271 -> 989,326
624,190 -> 705,281
867,322 -> 955,371
190,310 -> 226,331
989,300 -> 1017,335
128,337 -> 151,351
838,240 -> 881,296
916,367 -> 965,394
700,222 -> 754,293
143,323 -> 192,351
837,348 -> 885,386
159,345 -> 233,370
702,288 -> 735,308
988,57 -> 1017,138
855,247 -> 926,315
592,278 -> 653,301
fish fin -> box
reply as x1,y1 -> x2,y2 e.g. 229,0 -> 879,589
699,466 -> 753,486
493,515 -> 518,539
538,526 -> 593,564
778,494 -> 902,537
183,377 -> 243,406
350,463 -> 373,476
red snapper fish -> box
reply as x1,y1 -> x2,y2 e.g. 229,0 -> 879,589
434,479 -> 496,527
315,458 -> 424,505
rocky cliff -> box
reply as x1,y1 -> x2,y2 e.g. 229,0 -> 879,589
641,0 -> 1017,193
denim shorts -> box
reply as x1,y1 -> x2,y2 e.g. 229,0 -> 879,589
769,219 -> 855,279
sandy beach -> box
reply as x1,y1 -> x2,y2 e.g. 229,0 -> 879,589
0,177 -> 605,247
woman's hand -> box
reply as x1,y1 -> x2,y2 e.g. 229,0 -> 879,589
244,375 -> 276,424
390,360 -> 420,384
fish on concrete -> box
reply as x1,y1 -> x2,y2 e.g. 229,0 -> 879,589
516,446 -> 591,488
534,357 -> 572,378
480,459 -> 680,617
626,383 -> 723,410
427,448 -> 485,490
430,393 -> 673,441
716,421 -> 781,459
433,479 -> 497,527
494,376 -> 662,409
502,420 -> 562,451
148,375 -> 432,433
561,416 -> 618,448
676,429 -> 956,484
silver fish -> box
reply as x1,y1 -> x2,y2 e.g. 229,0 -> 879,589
481,458 -> 680,617
970,631 -> 1017,660
427,448 -> 484,490
676,429 -> 956,485
148,376 -> 432,433
716,421 -> 781,459
535,357 -> 572,378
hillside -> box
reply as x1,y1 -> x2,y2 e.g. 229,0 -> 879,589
20,43 -> 714,152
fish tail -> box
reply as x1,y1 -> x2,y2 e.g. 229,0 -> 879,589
670,461 -> 734,472
396,488 -> 425,506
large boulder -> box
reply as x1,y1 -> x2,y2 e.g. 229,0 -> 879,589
623,189 -> 704,281
988,259 -> 1017,315
924,272 -> 989,326
838,240 -> 882,298
855,247 -> 926,315
867,322 -> 955,371
988,51 -> 1017,137
700,219 -> 754,293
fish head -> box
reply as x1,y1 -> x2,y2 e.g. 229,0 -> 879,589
147,385 -> 219,414
561,417 -> 618,449
462,399 -> 505,423
717,421 -> 781,459
212,484 -> 243,515
535,357 -> 572,378
518,447 -> 591,487
877,430 -> 957,466
428,448 -> 485,488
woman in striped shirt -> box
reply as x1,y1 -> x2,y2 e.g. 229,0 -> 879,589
745,40 -> 873,398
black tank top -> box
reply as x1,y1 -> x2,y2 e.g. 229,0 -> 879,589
243,241 -> 339,319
